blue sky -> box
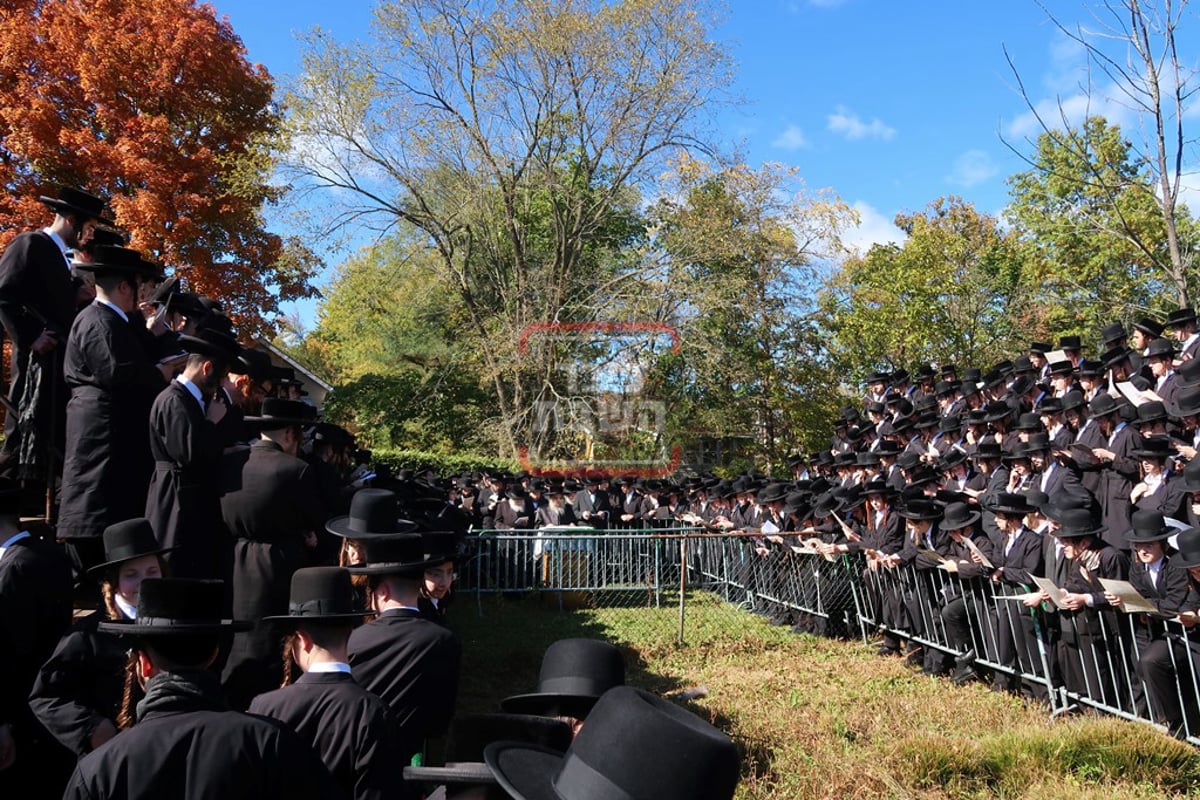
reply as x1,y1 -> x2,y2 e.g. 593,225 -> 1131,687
208,0 -> 1186,323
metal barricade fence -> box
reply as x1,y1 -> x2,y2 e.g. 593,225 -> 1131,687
461,528 -> 1200,742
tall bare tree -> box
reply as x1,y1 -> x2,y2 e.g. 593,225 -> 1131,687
1005,0 -> 1198,306
283,0 -> 731,456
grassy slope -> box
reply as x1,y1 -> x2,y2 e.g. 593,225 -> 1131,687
450,591 -> 1200,800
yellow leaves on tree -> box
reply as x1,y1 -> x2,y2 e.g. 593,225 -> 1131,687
0,0 -> 319,334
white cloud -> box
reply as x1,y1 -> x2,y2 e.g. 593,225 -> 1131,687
1005,89 -> 1136,140
827,106 -> 896,142
771,124 -> 810,151
946,149 -> 999,187
843,201 -> 907,255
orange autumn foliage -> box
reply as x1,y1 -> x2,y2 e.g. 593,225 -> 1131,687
0,0 -> 319,335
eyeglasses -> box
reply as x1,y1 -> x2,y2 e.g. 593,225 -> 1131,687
425,569 -> 457,582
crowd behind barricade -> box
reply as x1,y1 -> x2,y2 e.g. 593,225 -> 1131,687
0,188 -> 743,800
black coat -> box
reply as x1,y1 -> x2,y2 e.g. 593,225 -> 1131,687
0,231 -> 77,443
58,302 -> 164,538
990,525 -> 1044,588
28,611 -> 127,757
347,608 -> 461,755
571,490 -> 610,528
1098,423 -> 1143,549
219,440 -> 326,707
62,671 -> 341,800
0,534 -> 73,775
248,670 -> 407,800
145,380 -> 226,579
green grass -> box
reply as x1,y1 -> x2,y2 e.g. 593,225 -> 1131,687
450,590 -> 1200,799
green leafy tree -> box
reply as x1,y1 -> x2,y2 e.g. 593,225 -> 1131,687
820,197 -> 1030,380
1006,117 -> 1196,339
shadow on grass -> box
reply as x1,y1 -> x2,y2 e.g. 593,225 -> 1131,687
449,591 -> 690,717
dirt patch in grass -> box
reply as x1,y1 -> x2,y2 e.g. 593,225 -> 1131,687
450,592 -> 1200,799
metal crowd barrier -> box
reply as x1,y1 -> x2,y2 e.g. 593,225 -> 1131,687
460,528 -> 1200,744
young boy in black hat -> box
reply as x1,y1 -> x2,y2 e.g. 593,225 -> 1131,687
249,567 -> 406,800
347,534 -> 462,762
62,578 -> 339,799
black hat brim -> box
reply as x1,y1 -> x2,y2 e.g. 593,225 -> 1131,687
346,556 -> 447,576
86,545 -> 177,576
242,415 -> 314,430
499,692 -> 602,719
1124,530 -> 1175,544
97,618 -> 252,636
261,611 -> 375,625
177,334 -> 241,362
39,196 -> 114,225
404,763 -> 499,786
324,515 -> 419,539
942,511 -> 982,530
1052,525 -> 1107,539
482,742 -> 563,800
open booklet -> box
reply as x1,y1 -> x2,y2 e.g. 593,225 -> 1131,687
1097,578 -> 1160,614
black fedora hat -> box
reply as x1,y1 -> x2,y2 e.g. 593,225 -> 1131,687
485,686 -> 740,800
501,639 -> 626,719
1029,341 -> 1052,355
87,518 -> 175,575
326,489 -> 419,539
345,533 -> 444,576
1047,360 -> 1075,377
1089,393 -> 1120,417
98,578 -> 250,635
756,482 -> 790,505
1100,322 -> 1127,345
1136,401 -> 1169,425
232,347 -> 274,382
1100,346 -> 1132,371
1052,507 -> 1106,539
422,531 -> 461,564
861,477 -> 897,497
1077,359 -> 1104,379
262,567 -> 371,625
971,441 -> 1003,460
1059,335 -> 1083,350
38,185 -> 113,224
1146,338 -> 1176,359
1133,317 -> 1164,338
1124,510 -> 1175,544
1184,459 -> 1200,493
1166,307 -> 1198,329
1172,527 -> 1200,569
897,498 -> 943,521
1061,389 -> 1087,413
987,492 -> 1035,517
941,501 -> 980,531
1177,359 -> 1200,390
1132,435 -> 1175,460
1013,412 -> 1043,432
243,397 -> 315,430
73,245 -> 159,278
983,401 -> 1013,423
178,324 -> 242,364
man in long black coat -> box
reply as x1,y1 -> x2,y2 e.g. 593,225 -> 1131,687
1089,394 -> 1143,550
62,578 -> 339,800
219,399 -> 325,709
347,536 -> 461,760
249,567 -> 406,800
57,247 -> 166,570
0,187 -> 109,475
0,495 -> 73,793
146,324 -> 241,579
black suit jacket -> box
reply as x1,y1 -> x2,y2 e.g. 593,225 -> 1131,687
145,380 -> 226,578
0,535 -> 74,752
347,608 -> 461,754
58,302 -> 164,538
249,671 -> 406,800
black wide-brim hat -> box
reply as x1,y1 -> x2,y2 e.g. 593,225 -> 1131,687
73,245 -> 159,277
243,397 -> 315,430
262,567 -> 373,625
1171,527 -> 1200,569
39,185 -> 113,225
98,578 -> 251,636
178,325 -> 242,363
87,517 -> 176,575
326,488 -> 420,539
345,533 -> 445,576
501,638 -> 625,719
485,687 -> 740,800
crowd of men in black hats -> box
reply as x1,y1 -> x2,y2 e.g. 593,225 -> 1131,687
0,188 -> 742,799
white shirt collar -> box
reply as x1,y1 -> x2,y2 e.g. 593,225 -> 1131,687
0,530 -> 30,560
41,227 -> 70,266
114,593 -> 138,619
96,298 -> 129,323
174,375 -> 205,408
307,661 -> 352,674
